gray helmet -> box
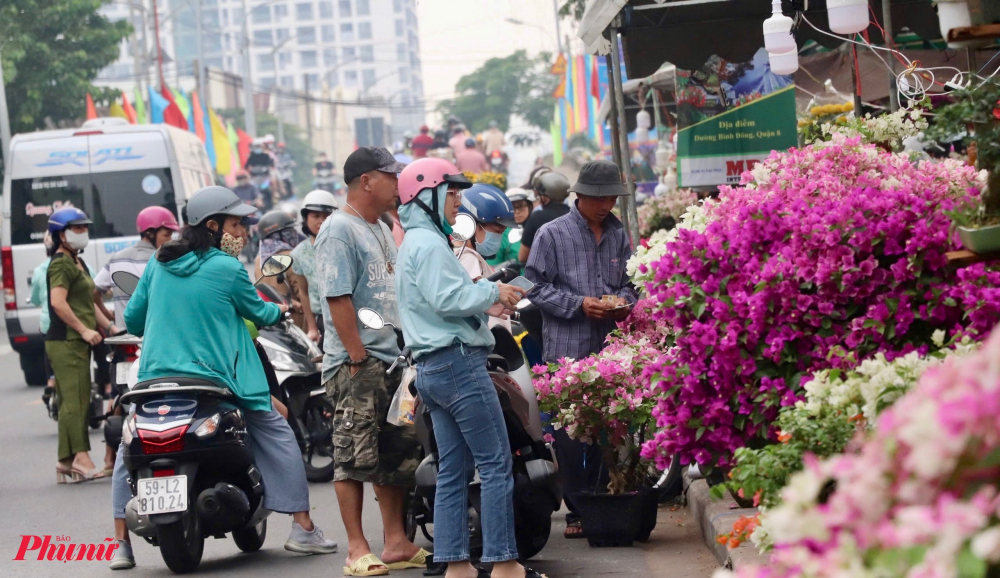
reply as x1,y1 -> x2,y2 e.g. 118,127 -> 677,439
185,186 -> 258,226
535,172 -> 571,203
258,210 -> 296,238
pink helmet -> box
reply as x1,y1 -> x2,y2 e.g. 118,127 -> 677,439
398,157 -> 472,204
137,206 -> 180,233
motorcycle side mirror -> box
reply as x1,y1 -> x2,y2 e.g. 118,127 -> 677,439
262,254 -> 293,278
112,271 -> 141,296
508,227 -> 523,245
358,307 -> 386,330
451,213 -> 476,243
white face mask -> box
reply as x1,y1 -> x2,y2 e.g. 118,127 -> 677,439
64,230 -> 89,251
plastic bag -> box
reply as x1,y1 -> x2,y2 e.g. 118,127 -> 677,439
387,366 -> 418,426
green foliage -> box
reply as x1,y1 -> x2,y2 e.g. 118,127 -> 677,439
219,109 -> 317,197
436,50 -> 558,133
0,0 -> 130,135
558,0 -> 587,20
567,132 -> 598,152
720,407 -> 856,509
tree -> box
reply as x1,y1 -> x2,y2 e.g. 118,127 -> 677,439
437,50 -> 559,133
558,0 -> 587,20
0,0 -> 130,135
219,110 -> 317,197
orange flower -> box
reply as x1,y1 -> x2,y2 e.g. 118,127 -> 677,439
777,431 -> 792,443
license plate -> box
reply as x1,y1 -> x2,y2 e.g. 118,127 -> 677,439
136,475 -> 188,515
115,361 -> 132,385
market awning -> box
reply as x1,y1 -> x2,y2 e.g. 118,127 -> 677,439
579,0 -> 944,78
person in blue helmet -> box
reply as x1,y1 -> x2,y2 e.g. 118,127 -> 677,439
46,207 -> 117,484
453,184 -> 519,330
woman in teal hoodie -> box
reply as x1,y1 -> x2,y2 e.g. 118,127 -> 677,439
395,160 -> 531,578
117,186 -> 337,566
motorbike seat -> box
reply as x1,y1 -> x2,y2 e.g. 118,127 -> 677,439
486,354 -> 509,373
122,376 -> 233,404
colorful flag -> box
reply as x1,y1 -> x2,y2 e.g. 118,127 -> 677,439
109,101 -> 128,121
149,86 -> 168,124
551,103 -> 563,167
236,128 -> 253,168
121,90 -> 137,124
159,83 -> 189,130
553,74 -> 566,99
190,91 -> 207,143
550,53 -> 567,75
134,87 -> 147,124
172,88 -> 191,121
564,60 -> 576,136
226,122 -> 240,182
209,108 -> 232,176
85,94 -> 97,120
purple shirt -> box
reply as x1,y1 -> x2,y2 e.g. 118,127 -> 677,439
525,203 -> 638,362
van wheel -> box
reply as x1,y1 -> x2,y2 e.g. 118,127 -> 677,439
232,519 -> 267,553
21,353 -> 47,387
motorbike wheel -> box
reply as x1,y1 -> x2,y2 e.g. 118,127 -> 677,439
516,515 -> 551,561
158,510 -> 205,574
650,454 -> 684,503
402,488 -> 420,543
301,396 -> 336,483
231,519 -> 267,553
88,389 -> 105,430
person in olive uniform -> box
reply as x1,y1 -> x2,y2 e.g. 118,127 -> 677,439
47,208 -> 118,483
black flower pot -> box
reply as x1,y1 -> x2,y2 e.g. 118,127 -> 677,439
574,491 -> 644,547
635,488 -> 659,543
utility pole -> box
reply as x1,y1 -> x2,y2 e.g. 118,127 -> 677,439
128,0 -> 145,97
240,0 -> 256,136
152,0 -> 165,87
552,0 -> 564,55
882,0 -> 898,111
273,52 -> 284,144
0,49 -> 13,172
304,73 -> 313,146
196,0 -> 207,106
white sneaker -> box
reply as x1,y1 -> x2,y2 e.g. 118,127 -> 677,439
284,522 -> 338,554
109,540 -> 135,570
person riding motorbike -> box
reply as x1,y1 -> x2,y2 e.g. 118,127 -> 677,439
453,184 -> 518,330
117,186 -> 337,569
246,144 -> 275,210
395,158 -> 536,578
233,170 -> 259,206
291,190 -> 339,343
275,142 -> 295,199
254,210 -> 312,337
485,188 -> 531,270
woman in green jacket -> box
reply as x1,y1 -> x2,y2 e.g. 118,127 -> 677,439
119,186 -> 337,565
47,208 -> 117,483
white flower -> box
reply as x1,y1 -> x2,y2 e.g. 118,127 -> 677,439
932,329 -> 946,348
971,527 -> 1000,562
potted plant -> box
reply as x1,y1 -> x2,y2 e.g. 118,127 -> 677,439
533,330 -> 662,547
927,78 -> 1000,253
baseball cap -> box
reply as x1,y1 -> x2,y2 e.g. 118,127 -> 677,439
343,146 -> 407,184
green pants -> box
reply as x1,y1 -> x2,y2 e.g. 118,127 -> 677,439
46,340 -> 92,461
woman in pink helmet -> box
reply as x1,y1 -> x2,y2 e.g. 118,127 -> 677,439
394,158 -> 536,578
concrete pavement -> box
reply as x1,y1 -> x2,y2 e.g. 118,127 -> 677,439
0,321 -> 718,577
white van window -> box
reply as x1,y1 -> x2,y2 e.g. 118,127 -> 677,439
10,168 -> 178,244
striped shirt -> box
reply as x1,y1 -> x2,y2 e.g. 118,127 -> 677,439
525,203 -> 638,362
93,240 -> 156,328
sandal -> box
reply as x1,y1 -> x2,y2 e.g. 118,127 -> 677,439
70,466 -> 107,482
564,519 -> 585,539
344,553 -> 389,577
385,548 -> 432,570
56,464 -> 75,484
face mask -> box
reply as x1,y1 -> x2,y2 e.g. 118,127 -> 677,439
65,230 -> 89,251
476,228 -> 502,258
220,232 -> 245,258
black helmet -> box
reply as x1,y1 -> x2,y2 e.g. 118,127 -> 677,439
536,172 -> 571,203
258,210 -> 296,238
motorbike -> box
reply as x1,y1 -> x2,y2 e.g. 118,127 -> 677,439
276,160 -> 294,199
110,255 -> 295,574
248,166 -> 273,210
357,248 -> 561,561
489,150 -> 507,175
313,168 -> 337,193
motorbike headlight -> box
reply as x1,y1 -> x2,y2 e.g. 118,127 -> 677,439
195,413 -> 221,438
258,337 -> 297,372
122,415 -> 136,445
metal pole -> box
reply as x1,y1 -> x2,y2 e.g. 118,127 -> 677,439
273,52 -> 284,143
0,50 -> 12,171
851,46 -> 863,116
196,0 -> 207,107
882,0 -> 898,111
552,0 -> 564,55
128,0 -> 145,98
139,2 -> 152,95
152,0 -> 165,87
604,52 -> 629,236
304,73 -> 313,146
609,26 -> 640,249
240,0 -> 256,136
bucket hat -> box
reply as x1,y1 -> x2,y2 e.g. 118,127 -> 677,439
570,160 -> 629,197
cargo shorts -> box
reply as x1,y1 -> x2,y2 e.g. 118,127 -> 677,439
326,356 -> 421,486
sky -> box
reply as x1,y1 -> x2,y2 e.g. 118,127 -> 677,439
415,0 -> 576,122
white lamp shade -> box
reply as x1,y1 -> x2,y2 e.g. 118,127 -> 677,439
769,50 -> 799,75
827,0 -> 869,35
763,10 -> 796,54
636,109 -> 651,130
635,127 -> 650,143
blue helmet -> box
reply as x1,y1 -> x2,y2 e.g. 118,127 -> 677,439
459,184 -> 517,228
48,207 -> 92,235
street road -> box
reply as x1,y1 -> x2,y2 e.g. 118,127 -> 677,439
0,322 -> 718,577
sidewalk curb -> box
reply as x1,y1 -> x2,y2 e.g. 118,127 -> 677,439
684,471 -> 769,571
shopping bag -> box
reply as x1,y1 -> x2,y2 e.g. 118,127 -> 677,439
387,366 -> 418,426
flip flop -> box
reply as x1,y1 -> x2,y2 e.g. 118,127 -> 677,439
385,548 -> 432,570
564,520 -> 585,539
344,553 -> 389,577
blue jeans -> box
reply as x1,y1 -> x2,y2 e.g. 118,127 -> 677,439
415,344 -> 518,563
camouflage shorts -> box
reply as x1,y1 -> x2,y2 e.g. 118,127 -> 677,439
325,356 -> 421,486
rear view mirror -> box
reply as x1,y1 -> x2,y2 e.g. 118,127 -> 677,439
112,271 -> 140,296
262,254 -> 293,277
358,307 -> 385,330
451,213 -> 477,242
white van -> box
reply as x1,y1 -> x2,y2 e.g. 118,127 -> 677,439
2,118 -> 214,385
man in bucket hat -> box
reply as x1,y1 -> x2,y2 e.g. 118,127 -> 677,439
524,159 -> 639,539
